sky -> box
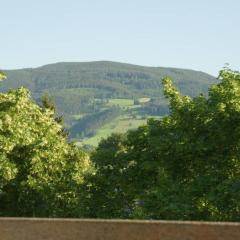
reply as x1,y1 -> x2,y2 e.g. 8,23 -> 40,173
1,0 -> 240,76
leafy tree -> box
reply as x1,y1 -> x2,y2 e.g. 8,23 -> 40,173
41,93 -> 56,112
0,73 -> 92,217
81,133 -> 133,218
0,71 -> 6,81
83,68 -> 240,221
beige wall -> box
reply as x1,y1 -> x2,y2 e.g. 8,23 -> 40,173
0,218 -> 240,240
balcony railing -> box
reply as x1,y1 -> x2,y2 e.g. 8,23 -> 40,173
0,218 -> 240,240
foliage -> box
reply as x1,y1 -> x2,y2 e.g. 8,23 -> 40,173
1,66 -> 239,221
0,80 -> 92,217
141,99 -> 169,116
1,62 -> 217,144
83,68 -> 240,221
0,71 -> 6,81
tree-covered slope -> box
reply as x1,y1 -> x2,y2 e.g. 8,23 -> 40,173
0,84 -> 92,217
1,61 -> 217,144
2,61 -> 216,95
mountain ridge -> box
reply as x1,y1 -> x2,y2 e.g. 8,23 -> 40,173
4,61 -> 214,76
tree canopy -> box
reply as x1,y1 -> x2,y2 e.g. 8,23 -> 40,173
83,68 -> 240,221
0,71 -> 6,81
0,67 -> 239,221
0,80 -> 92,217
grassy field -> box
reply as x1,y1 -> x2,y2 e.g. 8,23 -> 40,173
106,98 -> 134,107
70,96 -> 164,147
138,97 -> 151,103
72,114 -> 86,120
80,115 -> 147,146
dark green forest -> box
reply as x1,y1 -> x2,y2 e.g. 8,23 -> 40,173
0,67 -> 239,221
1,62 -> 217,146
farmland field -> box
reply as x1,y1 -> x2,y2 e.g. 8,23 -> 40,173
79,115 -> 147,146
106,98 -> 134,107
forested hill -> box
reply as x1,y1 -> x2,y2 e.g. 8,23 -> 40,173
2,61 -> 216,96
1,61 -> 217,145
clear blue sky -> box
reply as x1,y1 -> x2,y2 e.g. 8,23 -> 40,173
1,0 -> 240,75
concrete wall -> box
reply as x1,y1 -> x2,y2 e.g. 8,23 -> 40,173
0,218 -> 240,240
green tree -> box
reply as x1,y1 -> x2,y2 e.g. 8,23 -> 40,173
0,71 -> 6,81
0,73 -> 92,217
84,68 -> 240,221
81,133 -> 132,218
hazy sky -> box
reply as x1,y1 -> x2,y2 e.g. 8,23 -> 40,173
1,0 -> 240,75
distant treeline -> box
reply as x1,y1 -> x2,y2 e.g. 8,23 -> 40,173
2,61 -> 217,116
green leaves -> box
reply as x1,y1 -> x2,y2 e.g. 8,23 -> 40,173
84,68 -> 240,221
0,71 -> 6,81
0,87 -> 92,217
1,67 -> 239,221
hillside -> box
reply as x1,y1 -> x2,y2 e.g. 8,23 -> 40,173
1,61 -> 217,146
